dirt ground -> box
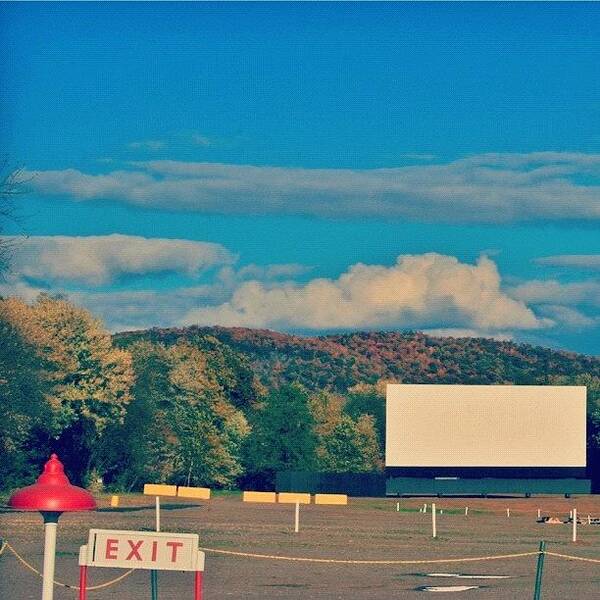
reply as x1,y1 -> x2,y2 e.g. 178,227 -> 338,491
1,494 -> 600,599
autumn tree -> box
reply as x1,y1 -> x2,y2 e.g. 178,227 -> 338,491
1,295 -> 133,485
311,391 -> 382,472
168,342 -> 250,486
345,382 -> 387,455
101,340 -> 250,489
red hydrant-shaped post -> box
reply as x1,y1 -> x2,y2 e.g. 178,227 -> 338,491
9,454 -> 97,600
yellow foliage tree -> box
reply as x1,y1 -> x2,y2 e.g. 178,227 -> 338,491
1,295 -> 133,484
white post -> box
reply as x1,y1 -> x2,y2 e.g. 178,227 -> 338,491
396,502 -> 400,512
569,510 -> 573,520
588,514 -> 591,525
423,503 -> 427,513
465,506 -> 468,516
155,496 -> 161,532
506,508 -> 510,518
537,508 -> 541,519
572,508 -> 577,543
432,502 -> 437,538
294,501 -> 300,533
42,520 -> 58,600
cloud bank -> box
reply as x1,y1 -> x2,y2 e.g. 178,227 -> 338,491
4,238 -> 596,339
4,234 -> 234,285
180,254 -> 548,333
26,152 -> 600,223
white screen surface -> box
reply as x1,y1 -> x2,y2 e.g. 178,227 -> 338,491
386,385 -> 586,467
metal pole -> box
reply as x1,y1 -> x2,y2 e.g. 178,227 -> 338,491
150,569 -> 158,600
432,502 -> 437,538
41,512 -> 60,600
572,508 -> 577,543
533,540 -> 546,600
294,502 -> 299,533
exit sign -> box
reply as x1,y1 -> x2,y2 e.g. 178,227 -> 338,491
83,529 -> 203,571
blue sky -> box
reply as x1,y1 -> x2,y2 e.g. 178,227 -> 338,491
1,2 -> 599,354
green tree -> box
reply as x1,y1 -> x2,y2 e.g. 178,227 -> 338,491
548,374 -> 600,491
0,314 -> 50,487
317,414 -> 381,472
168,342 -> 250,487
98,341 -> 174,489
243,384 -> 317,488
102,340 -> 250,489
310,390 -> 382,473
345,383 -> 386,457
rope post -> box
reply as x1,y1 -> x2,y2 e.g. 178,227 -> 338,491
572,508 -> 577,543
533,540 -> 546,600
78,565 -> 88,600
78,545 -> 88,600
194,571 -> 203,600
432,502 -> 437,538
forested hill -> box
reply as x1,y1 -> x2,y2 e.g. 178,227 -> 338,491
113,327 -> 600,392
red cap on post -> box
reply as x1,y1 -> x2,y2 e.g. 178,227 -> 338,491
9,454 -> 97,513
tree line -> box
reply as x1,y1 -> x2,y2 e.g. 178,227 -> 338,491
0,295 -> 383,490
2,295 -> 599,492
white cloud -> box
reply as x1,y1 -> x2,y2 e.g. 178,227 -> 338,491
4,234 -> 235,285
510,279 -> 600,307
422,328 -> 513,342
534,255 -> 600,270
536,305 -> 598,329
25,151 -> 600,223
128,140 -> 166,150
180,254 -> 548,332
69,285 -> 229,332
191,134 -> 211,147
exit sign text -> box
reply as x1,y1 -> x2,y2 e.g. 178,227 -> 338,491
86,529 -> 200,571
